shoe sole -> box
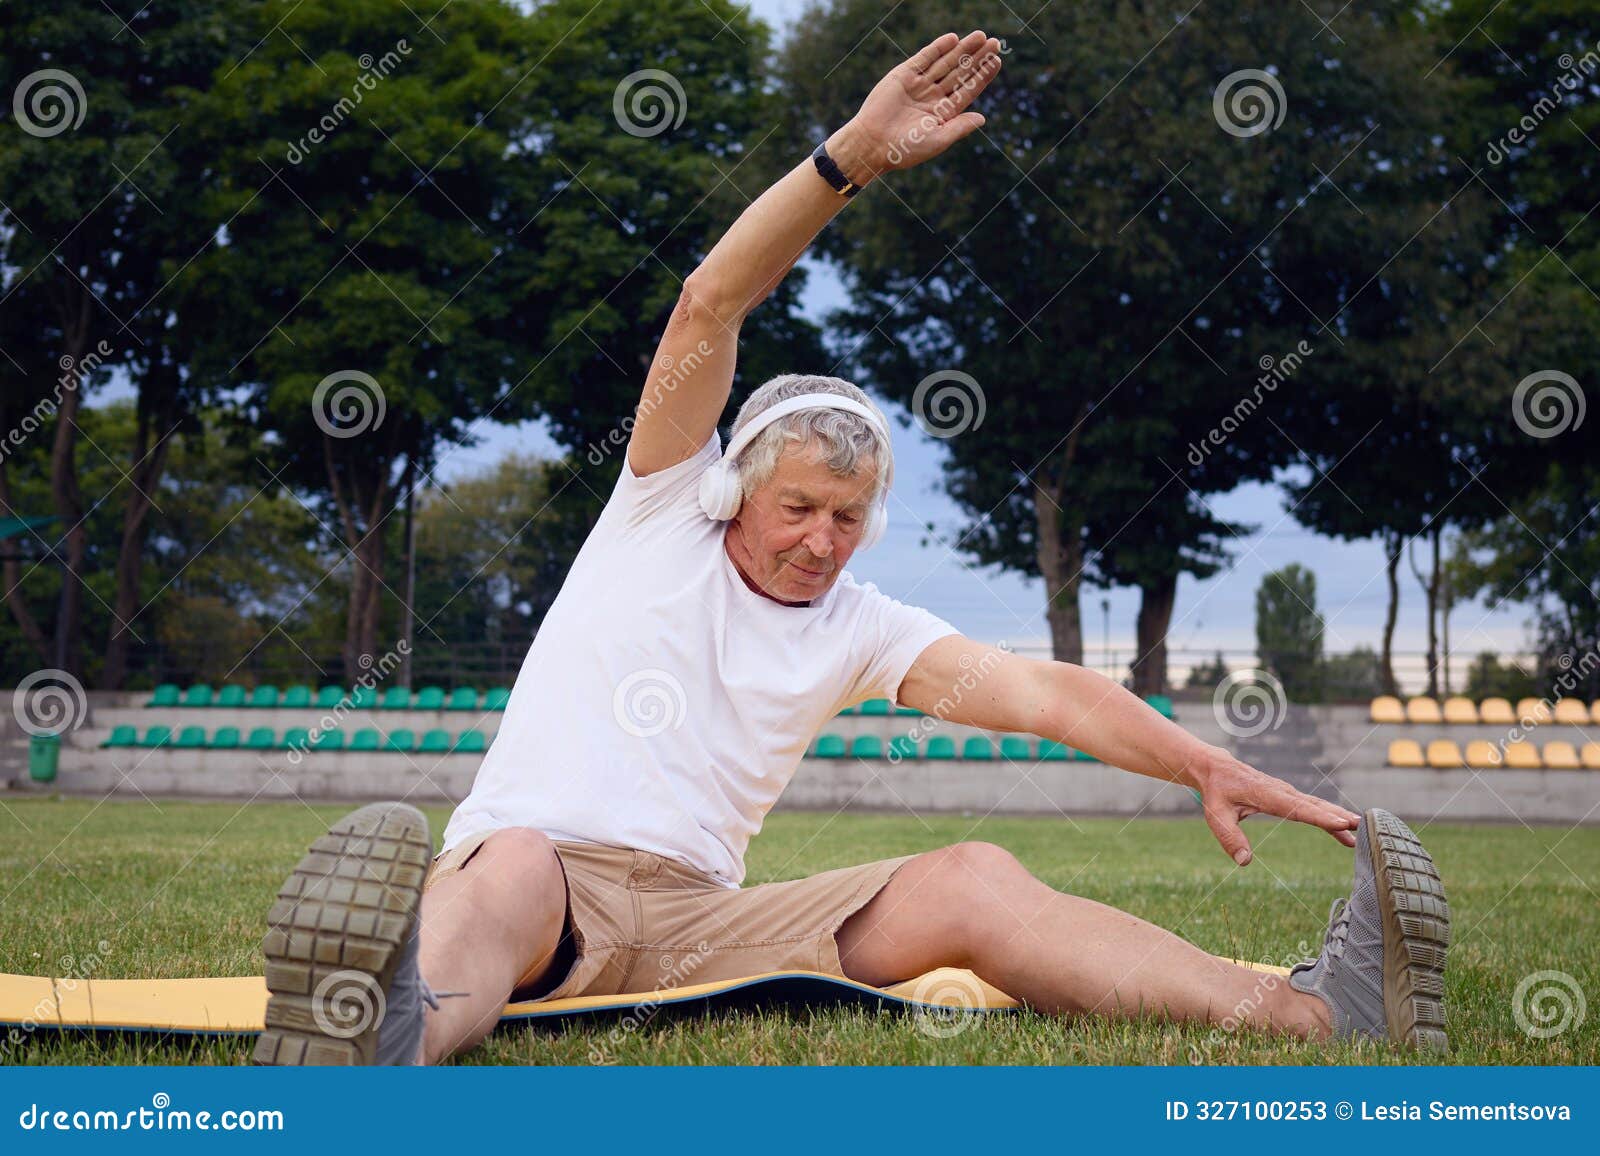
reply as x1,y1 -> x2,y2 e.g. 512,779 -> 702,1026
254,802 -> 432,1065
1365,808 -> 1450,1052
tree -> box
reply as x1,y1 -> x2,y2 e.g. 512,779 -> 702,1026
1256,564 -> 1323,701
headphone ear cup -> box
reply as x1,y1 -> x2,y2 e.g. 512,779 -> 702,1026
698,463 -> 743,521
861,503 -> 887,550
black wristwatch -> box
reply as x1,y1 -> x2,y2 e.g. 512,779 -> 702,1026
812,141 -> 863,198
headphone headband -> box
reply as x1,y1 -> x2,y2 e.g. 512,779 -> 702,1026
723,393 -> 895,492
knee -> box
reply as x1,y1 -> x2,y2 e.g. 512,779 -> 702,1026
921,840 -> 1031,898
477,827 -> 561,883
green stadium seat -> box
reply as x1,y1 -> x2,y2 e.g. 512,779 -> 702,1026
850,735 -> 884,759
813,734 -> 847,759
175,726 -> 207,749
962,737 -> 995,760
888,735 -> 919,760
381,687 -> 412,710
209,726 -> 240,750
385,729 -> 416,752
103,725 -> 138,748
349,728 -> 380,752
315,686 -> 345,709
925,736 -> 957,760
835,705 -> 855,716
1038,740 -> 1071,761
137,725 -> 173,749
248,685 -> 279,709
1000,737 -> 1031,761
1072,747 -> 1100,762
281,727 -> 311,751
216,685 -> 246,708
147,684 -> 180,707
446,687 -> 479,711
243,727 -> 276,750
859,699 -> 892,716
182,684 -> 213,707
414,687 -> 446,710
484,687 -> 512,711
454,730 -> 488,753
894,705 -> 922,716
419,729 -> 451,753
281,685 -> 312,708
348,684 -> 378,710
310,729 -> 344,751
1144,694 -> 1175,719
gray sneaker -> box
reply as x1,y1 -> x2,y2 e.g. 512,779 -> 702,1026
1289,808 -> 1450,1051
254,802 -> 439,1065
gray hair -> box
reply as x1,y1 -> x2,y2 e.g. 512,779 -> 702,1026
730,374 -> 890,503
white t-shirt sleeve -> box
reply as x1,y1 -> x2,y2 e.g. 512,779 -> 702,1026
607,432 -> 723,531
848,585 -> 962,706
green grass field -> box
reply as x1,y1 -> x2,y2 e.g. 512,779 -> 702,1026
2,796 -> 1596,1065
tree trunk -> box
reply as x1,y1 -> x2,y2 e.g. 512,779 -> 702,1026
49,324 -> 91,679
1034,479 -> 1084,665
326,435 -> 398,680
1380,533 -> 1401,697
0,449 -> 51,666
1132,572 -> 1177,696
102,399 -> 174,689
1410,528 -> 1441,698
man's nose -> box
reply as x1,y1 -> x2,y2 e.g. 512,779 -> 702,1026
803,519 -> 835,558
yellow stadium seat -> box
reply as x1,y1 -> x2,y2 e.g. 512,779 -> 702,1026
1515,698 -> 1553,726
1543,741 -> 1581,769
1582,743 -> 1600,770
1478,697 -> 1516,725
1504,741 -> 1542,769
1464,741 -> 1503,769
1553,699 -> 1589,725
1369,696 -> 1405,724
1442,696 -> 1479,724
1405,696 -> 1442,724
1387,739 -> 1425,767
1426,740 -> 1463,768
1590,701 -> 1600,725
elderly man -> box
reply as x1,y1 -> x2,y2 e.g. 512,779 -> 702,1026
257,31 -> 1449,1066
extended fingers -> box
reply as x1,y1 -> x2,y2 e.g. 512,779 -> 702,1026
907,32 -> 960,76
924,29 -> 989,84
938,38 -> 1003,99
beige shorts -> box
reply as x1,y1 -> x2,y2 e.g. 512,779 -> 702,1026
425,833 -> 917,1001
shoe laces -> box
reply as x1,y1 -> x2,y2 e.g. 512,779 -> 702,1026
1321,896 -> 1351,961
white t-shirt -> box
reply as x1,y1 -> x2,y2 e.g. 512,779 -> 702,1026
440,431 -> 961,887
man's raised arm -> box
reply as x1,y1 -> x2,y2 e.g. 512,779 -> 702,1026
625,29 -> 1003,478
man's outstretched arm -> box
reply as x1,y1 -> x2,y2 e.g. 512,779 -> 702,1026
626,29 -> 1003,477
897,635 -> 1363,864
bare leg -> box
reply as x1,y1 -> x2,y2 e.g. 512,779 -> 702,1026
836,841 -> 1333,1039
416,828 -> 567,1063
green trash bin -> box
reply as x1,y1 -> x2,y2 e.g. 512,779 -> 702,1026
29,733 -> 60,783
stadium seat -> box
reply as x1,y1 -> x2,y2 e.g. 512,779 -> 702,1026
962,737 -> 994,760
1406,697 -> 1442,724
216,685 -> 247,708
1426,740 -> 1463,769
894,705 -> 922,716
103,725 -> 138,748
834,705 -> 854,716
1387,740 -> 1424,768
1144,694 -> 1175,719
414,687 -> 446,711
1464,741 -> 1502,769
1038,740 -> 1070,761
147,684 -> 181,708
348,684 -> 378,710
280,727 -> 311,751
1582,742 -> 1600,770
1000,736 -> 1032,761
248,685 -> 279,709
243,727 -> 276,750
381,687 -> 412,711
385,729 -> 416,752
1478,697 -> 1515,726
446,687 -> 479,711
175,726 -> 207,750
1369,696 -> 1405,724
1515,698 -> 1553,726
484,687 -> 511,711
924,736 -> 957,760
350,729 -> 380,752
1553,699 -> 1588,725
420,729 -> 451,753
281,685 -> 312,708
1442,697 -> 1478,724
1543,741 -> 1581,770
454,730 -> 488,753
1591,702 -> 1600,726
850,735 -> 884,759
310,729 -> 344,751
137,726 -> 173,749
813,734 -> 847,759
1072,747 -> 1100,762
181,684 -> 213,708
887,735 -> 918,760
315,686 -> 344,709
209,726 -> 240,750
859,699 -> 892,716
1504,741 -> 1542,769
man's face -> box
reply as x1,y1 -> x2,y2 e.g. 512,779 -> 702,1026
723,441 -> 880,605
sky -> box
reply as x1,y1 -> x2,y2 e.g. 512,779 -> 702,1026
88,0 -> 1536,687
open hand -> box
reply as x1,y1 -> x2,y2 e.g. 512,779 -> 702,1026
1194,748 -> 1362,865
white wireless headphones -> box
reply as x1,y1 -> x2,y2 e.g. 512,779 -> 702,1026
699,393 -> 895,550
